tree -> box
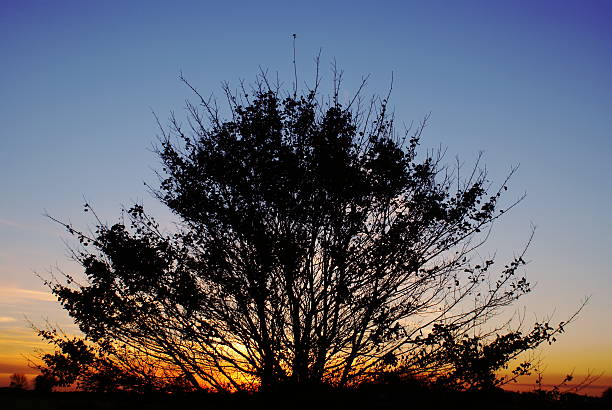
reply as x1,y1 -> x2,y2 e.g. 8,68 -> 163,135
38,65 -> 574,393
9,373 -> 29,390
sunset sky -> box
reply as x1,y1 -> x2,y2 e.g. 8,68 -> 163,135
1,0 -> 611,393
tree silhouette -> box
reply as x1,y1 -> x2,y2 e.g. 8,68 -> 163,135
38,65 -> 574,392
9,373 -> 29,390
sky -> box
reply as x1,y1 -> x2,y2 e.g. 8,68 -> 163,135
1,0 -> 611,393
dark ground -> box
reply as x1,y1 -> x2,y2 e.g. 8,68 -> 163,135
2,386 -> 611,410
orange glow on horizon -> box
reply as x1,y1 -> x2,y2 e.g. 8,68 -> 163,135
1,287 -> 610,395
502,373 -> 612,397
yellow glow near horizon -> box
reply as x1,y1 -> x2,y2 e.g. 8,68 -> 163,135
0,285 -> 78,387
0,286 -> 610,395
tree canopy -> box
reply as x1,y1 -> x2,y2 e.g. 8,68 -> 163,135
37,67 -> 573,393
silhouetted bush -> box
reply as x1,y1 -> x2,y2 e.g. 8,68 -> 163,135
33,374 -> 55,392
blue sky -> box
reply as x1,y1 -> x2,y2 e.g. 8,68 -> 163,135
1,0 -> 611,387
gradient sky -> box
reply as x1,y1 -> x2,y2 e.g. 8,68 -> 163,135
1,0 -> 611,392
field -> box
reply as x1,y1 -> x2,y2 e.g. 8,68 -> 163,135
2,385 -> 610,410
